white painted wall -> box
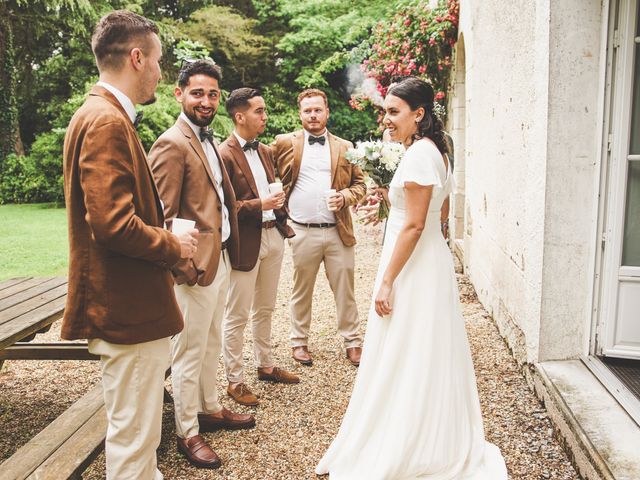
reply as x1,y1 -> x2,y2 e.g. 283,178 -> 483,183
455,0 -> 604,363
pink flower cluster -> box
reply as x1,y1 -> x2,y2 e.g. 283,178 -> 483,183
351,0 -> 459,118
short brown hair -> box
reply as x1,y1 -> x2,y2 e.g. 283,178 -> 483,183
297,89 -> 329,108
91,10 -> 159,71
226,87 -> 262,122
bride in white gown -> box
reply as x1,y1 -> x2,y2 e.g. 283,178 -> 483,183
315,77 -> 508,480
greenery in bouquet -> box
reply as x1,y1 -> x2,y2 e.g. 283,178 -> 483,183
346,140 -> 405,220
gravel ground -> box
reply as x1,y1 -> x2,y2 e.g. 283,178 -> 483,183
0,222 -> 579,479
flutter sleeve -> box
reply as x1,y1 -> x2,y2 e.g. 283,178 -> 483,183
400,140 -> 443,188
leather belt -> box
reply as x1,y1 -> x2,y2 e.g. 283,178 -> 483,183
221,240 -> 228,251
291,219 -> 336,228
262,220 -> 277,229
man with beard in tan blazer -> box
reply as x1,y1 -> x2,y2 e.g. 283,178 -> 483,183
218,88 -> 299,407
62,11 -> 198,480
272,89 -> 366,367
148,60 -> 254,470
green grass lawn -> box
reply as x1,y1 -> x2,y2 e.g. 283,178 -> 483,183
0,203 -> 68,280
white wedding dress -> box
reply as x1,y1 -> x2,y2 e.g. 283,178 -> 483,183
315,139 -> 508,479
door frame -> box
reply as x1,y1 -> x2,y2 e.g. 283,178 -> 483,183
595,0 -> 640,359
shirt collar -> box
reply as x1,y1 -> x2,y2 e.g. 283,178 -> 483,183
233,130 -> 251,148
97,81 -> 137,124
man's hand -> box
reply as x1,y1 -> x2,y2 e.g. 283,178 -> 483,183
175,229 -> 198,259
327,192 -> 345,211
262,191 -> 285,210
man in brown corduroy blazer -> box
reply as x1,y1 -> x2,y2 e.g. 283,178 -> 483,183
218,88 -> 299,408
148,61 -> 254,470
272,88 -> 366,367
62,11 -> 197,480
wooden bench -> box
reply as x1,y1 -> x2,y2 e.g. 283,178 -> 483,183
0,277 -> 106,479
0,384 -> 106,480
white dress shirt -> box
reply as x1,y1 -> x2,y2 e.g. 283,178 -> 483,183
180,113 -> 230,242
233,131 -> 276,222
288,130 -> 335,224
97,81 -> 136,124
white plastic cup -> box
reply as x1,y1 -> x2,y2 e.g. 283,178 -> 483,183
268,182 -> 283,194
172,218 -> 196,235
325,189 -> 338,211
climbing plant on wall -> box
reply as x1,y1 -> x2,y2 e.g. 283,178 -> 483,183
350,0 -> 459,115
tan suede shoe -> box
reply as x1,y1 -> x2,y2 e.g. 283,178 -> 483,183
257,366 -> 300,384
227,382 -> 259,406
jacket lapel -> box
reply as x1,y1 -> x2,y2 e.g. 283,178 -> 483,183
178,118 -> 218,195
229,135 -> 260,198
290,131 -> 304,191
257,144 -> 275,184
215,140 -> 236,210
328,131 -> 340,186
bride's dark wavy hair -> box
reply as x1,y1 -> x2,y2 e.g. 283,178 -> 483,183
388,77 -> 449,155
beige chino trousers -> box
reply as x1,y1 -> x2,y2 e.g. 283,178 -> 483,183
89,337 -> 169,480
223,227 -> 284,383
288,224 -> 361,348
171,250 -> 229,439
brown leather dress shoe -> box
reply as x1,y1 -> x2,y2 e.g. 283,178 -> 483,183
198,407 -> 256,432
177,434 -> 221,469
257,366 -> 300,384
227,382 -> 259,406
346,346 -> 362,366
292,345 -> 313,365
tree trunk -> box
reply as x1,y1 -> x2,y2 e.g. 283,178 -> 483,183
0,6 -> 18,167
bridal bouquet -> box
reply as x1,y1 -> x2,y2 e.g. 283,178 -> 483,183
345,140 -> 404,220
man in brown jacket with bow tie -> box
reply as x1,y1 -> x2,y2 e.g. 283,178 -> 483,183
148,60 -> 254,470
62,11 -> 198,480
272,89 -> 366,367
218,88 -> 299,407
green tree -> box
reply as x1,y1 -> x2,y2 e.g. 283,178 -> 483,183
0,4 -> 18,167
176,5 -> 273,87
272,0 -> 395,88
2,0 -> 100,159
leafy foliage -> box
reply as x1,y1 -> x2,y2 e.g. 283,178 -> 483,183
272,0 -> 394,88
177,5 -> 273,87
2,0 -> 422,203
351,0 -> 459,113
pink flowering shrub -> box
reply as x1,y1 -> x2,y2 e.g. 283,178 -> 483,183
351,0 -> 459,117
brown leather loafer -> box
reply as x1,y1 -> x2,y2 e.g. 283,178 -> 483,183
346,346 -> 362,366
177,434 -> 221,469
292,345 -> 313,365
257,366 -> 300,384
198,407 -> 256,432
227,382 -> 259,406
